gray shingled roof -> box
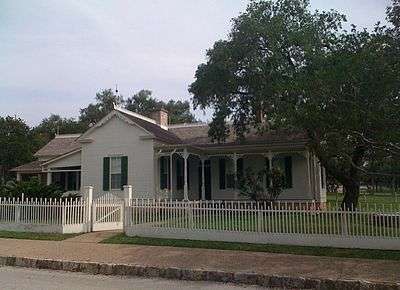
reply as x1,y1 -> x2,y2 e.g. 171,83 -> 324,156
34,135 -> 82,157
119,112 -> 182,144
10,160 -> 43,173
169,124 -> 308,147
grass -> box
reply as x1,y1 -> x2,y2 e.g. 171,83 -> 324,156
128,207 -> 400,238
327,192 -> 400,210
0,230 -> 78,241
102,233 -> 400,261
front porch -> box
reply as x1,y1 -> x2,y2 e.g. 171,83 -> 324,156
46,166 -> 81,193
155,146 -> 326,203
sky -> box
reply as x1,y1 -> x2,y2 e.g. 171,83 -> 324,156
0,0 -> 392,126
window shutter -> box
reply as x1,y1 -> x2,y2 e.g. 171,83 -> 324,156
103,157 -> 110,191
167,157 -> 170,189
219,158 -> 226,190
160,156 -> 169,190
121,156 -> 128,190
160,157 -> 165,189
237,158 -> 244,180
265,157 -> 270,188
284,156 -> 292,188
176,158 -> 183,190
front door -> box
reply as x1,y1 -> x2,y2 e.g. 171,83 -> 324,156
198,160 -> 212,200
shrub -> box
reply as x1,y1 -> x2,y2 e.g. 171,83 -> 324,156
0,177 -> 63,199
239,167 -> 285,201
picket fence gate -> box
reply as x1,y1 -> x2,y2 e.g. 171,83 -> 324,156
124,199 -> 400,250
91,193 -> 124,231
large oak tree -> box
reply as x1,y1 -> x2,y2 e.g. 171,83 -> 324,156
189,0 -> 400,208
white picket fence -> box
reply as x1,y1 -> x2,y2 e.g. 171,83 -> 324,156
92,193 -> 124,231
125,199 -> 400,250
0,197 -> 90,233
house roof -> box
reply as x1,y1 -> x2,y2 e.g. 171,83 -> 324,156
169,123 -> 308,148
10,160 -> 43,173
34,134 -> 82,158
118,111 -> 182,144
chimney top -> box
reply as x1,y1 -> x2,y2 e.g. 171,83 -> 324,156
150,109 -> 169,128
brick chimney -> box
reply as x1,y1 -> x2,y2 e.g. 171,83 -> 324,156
150,108 -> 169,127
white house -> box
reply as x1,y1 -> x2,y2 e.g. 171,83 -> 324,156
11,106 -> 326,205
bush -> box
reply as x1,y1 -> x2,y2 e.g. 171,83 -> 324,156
239,167 -> 285,201
0,177 -> 63,199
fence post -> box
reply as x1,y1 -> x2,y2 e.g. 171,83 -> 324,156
257,202 -> 262,232
15,201 -> 21,224
123,185 -> 133,204
341,209 -> 348,236
123,185 -> 133,230
84,186 -> 94,232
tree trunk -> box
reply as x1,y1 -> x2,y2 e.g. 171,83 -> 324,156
341,180 -> 360,210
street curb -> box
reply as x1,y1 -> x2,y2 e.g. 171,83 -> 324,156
0,256 -> 399,290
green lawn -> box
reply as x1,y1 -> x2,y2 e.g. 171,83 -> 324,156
128,207 -> 400,238
102,233 -> 400,261
0,230 -> 78,241
327,192 -> 400,210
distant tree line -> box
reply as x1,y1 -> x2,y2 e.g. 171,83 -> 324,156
0,89 -> 196,182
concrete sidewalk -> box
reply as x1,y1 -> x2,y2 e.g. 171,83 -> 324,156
0,233 -> 399,289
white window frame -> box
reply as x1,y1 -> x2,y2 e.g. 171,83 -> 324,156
110,156 -> 122,191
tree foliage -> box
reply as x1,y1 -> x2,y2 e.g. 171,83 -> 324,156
126,89 -> 196,124
31,114 -> 86,150
0,116 -> 33,181
189,0 -> 400,208
79,89 -> 124,127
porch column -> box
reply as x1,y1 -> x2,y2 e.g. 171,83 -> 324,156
201,157 -> 205,200
16,173 -> 22,182
46,172 -> 52,185
232,153 -> 238,199
183,148 -> 189,201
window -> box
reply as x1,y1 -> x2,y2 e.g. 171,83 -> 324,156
272,156 -> 293,189
219,158 -> 238,189
103,156 -> 127,191
160,156 -> 170,190
321,166 -> 325,189
110,157 -> 122,190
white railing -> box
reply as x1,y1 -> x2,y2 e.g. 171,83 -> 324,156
0,197 -> 90,234
125,199 -> 400,250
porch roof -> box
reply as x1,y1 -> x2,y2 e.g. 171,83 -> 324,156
10,160 -> 43,173
34,134 -> 82,158
156,125 -> 308,154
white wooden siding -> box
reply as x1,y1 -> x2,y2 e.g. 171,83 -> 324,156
81,116 -> 155,198
46,150 -> 82,169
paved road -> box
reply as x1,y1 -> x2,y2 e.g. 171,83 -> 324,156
0,266 -> 269,290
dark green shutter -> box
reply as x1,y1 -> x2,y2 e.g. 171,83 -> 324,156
160,157 -> 165,189
237,158 -> 244,179
167,157 -> 170,189
121,156 -> 128,190
219,158 -> 226,190
284,156 -> 292,188
265,157 -> 270,188
103,157 -> 110,191
160,156 -> 169,190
